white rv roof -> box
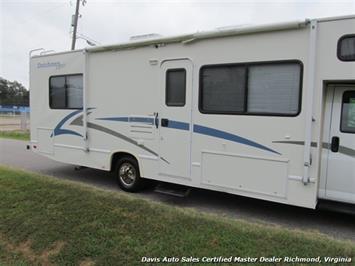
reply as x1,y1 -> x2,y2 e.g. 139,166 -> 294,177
86,14 -> 355,53
32,14 -> 355,57
87,19 -> 309,53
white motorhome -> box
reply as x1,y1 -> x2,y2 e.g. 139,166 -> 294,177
29,15 -> 355,209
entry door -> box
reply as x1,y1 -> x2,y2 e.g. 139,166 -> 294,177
325,86 -> 355,204
159,59 -> 193,179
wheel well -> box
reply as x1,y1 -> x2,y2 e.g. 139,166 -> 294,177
110,152 -> 139,172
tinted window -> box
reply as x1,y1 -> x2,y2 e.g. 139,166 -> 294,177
338,35 -> 355,61
49,74 -> 83,109
341,91 -> 355,133
49,76 -> 66,109
66,75 -> 83,108
166,69 -> 186,106
201,66 -> 246,113
199,61 -> 302,116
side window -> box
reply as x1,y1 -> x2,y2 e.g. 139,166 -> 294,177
49,74 -> 83,109
49,76 -> 66,109
66,75 -> 83,108
166,69 -> 186,106
200,66 -> 246,113
338,35 -> 355,62
341,91 -> 355,134
248,64 -> 301,115
199,61 -> 302,116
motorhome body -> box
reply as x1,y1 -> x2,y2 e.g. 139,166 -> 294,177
30,15 -> 355,209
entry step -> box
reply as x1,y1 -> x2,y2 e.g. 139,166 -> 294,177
154,183 -> 191,197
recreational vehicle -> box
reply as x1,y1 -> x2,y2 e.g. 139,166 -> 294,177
29,15 -> 355,209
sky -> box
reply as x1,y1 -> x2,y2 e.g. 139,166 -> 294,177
0,0 -> 354,88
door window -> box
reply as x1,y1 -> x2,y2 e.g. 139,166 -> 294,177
340,91 -> 355,133
165,69 -> 186,106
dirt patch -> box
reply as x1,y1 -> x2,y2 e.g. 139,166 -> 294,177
0,234 -> 65,265
79,258 -> 96,266
39,241 -> 65,265
14,240 -> 36,262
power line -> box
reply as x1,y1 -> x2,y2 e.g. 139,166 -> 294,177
76,32 -> 101,45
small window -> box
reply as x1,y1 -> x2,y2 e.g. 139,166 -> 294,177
341,91 -> 355,134
338,35 -> 355,61
166,69 -> 186,106
49,74 -> 83,109
200,66 -> 246,113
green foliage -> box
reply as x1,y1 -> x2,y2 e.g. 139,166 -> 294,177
0,77 -> 29,106
0,130 -> 30,141
0,166 -> 354,265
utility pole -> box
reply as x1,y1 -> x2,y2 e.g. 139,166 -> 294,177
71,0 -> 81,50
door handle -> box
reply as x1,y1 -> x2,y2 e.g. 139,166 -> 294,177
161,118 -> 169,127
331,136 -> 339,153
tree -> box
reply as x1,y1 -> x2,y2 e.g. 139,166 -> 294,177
0,77 -> 29,106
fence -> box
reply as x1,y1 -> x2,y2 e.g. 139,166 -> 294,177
0,106 -> 30,131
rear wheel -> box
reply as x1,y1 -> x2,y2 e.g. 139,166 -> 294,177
115,156 -> 144,192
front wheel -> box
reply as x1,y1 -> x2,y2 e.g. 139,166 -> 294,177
115,156 -> 145,192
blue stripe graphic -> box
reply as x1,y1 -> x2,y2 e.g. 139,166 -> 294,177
97,117 -> 129,122
96,116 -> 154,125
52,109 -> 83,137
129,117 -> 154,124
193,124 -> 280,155
52,108 -> 96,137
93,115 -> 280,155
167,120 -> 190,131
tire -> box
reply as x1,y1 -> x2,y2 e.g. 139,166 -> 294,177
115,156 -> 145,192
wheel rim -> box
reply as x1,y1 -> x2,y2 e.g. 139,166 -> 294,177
119,162 -> 137,187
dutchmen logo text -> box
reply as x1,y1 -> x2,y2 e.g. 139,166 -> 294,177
37,62 -> 65,70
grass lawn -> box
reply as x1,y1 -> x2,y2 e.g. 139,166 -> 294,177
0,130 -> 30,141
0,166 -> 354,265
